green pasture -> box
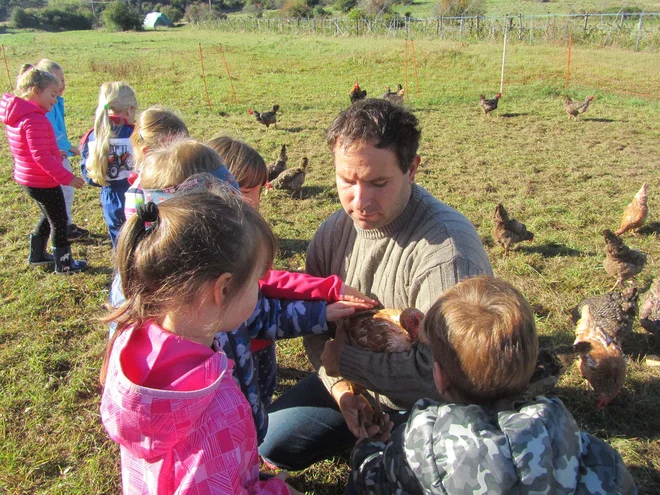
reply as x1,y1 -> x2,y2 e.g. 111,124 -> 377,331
0,27 -> 659,494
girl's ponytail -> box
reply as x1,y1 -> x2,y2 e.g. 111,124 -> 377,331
99,202 -> 159,385
87,81 -> 138,186
88,83 -> 113,185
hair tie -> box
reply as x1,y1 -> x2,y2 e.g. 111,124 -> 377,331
136,202 -> 159,224
104,103 -> 110,110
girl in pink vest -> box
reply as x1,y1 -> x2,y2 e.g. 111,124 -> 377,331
100,189 -> 301,495
0,64 -> 87,273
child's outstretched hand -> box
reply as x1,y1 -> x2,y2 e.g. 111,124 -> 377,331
340,284 -> 379,307
69,145 -> 80,156
326,300 -> 376,322
68,176 -> 85,189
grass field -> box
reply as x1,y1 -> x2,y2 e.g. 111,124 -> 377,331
0,27 -> 659,494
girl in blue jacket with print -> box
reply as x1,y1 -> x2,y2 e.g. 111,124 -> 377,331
80,81 -> 137,247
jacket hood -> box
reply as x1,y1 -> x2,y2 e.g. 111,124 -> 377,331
404,396 -> 587,493
100,322 -> 231,460
0,93 -> 45,126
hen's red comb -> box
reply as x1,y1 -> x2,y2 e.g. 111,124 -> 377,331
248,108 -> 254,115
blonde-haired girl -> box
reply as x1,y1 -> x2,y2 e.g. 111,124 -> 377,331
35,59 -> 88,241
80,81 -> 137,247
0,64 -> 87,273
100,190 -> 301,495
123,105 -> 189,220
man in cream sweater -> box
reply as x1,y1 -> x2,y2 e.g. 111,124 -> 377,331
259,99 -> 493,470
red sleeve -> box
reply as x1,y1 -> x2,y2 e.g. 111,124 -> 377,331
24,119 -> 74,185
259,269 -> 343,302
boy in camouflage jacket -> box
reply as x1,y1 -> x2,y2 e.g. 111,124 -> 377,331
349,276 -> 637,494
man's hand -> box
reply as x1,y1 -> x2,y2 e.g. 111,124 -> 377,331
69,145 -> 80,156
326,300 -> 377,322
357,412 -> 394,444
340,284 -> 379,307
331,382 -> 383,439
321,327 -> 347,376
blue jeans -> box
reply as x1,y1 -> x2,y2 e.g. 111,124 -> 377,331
258,373 -> 410,471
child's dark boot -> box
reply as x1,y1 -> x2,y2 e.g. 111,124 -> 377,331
28,234 -> 54,266
53,245 -> 87,274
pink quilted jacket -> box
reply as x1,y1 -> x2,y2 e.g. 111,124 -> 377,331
0,93 -> 74,188
100,322 -> 289,495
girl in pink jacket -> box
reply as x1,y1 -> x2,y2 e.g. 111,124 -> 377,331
100,189 -> 302,495
0,64 -> 87,273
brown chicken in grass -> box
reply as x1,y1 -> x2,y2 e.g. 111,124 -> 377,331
603,229 -> 647,290
382,84 -> 404,106
572,287 -> 638,347
266,157 -> 308,199
565,95 -> 594,120
480,93 -> 501,117
640,278 -> 660,337
337,307 -> 425,430
615,183 -> 649,236
349,81 -> 368,104
248,104 -> 279,129
574,305 -> 626,409
267,144 -> 287,182
492,204 -> 534,256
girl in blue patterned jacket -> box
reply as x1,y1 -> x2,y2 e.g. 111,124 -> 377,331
80,81 -> 137,247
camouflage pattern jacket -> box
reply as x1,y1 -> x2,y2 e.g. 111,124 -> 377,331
350,396 -> 637,494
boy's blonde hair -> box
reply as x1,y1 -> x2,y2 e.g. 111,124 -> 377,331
15,64 -> 59,98
131,106 -> 189,170
140,138 -> 224,190
35,59 -> 63,75
206,135 -> 266,189
423,276 -> 538,404
87,81 -> 138,186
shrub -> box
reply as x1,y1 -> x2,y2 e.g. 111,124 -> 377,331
436,0 -> 484,17
312,5 -> 328,16
10,5 -> 92,29
141,2 -> 153,13
281,0 -> 310,18
160,5 -> 183,22
336,0 -> 355,12
10,7 -> 38,27
184,3 -> 209,23
102,0 -> 143,31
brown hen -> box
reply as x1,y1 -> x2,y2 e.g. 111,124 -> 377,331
248,104 -> 279,129
267,144 -> 287,182
266,157 -> 308,199
337,307 -> 424,430
565,95 -> 594,120
574,305 -> 626,408
382,84 -> 404,106
640,278 -> 660,337
572,287 -> 638,347
480,93 -> 501,117
602,229 -> 646,290
615,183 -> 649,236
349,81 -> 367,104
493,204 -> 534,256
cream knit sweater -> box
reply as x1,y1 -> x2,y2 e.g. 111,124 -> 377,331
304,184 -> 493,409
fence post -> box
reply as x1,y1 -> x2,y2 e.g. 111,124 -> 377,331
436,16 -> 439,37
459,16 -> 464,40
583,13 -> 589,30
500,22 -> 508,95
518,13 -> 523,40
635,14 -> 644,51
529,16 -> 533,44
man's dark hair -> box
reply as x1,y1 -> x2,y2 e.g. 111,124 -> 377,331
326,99 -> 421,173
